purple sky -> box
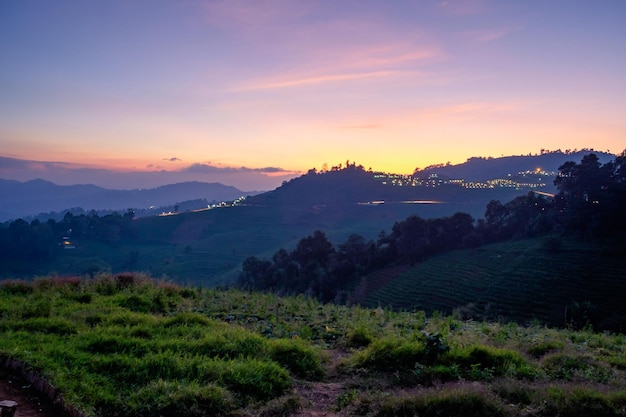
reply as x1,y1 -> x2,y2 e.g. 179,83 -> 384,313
1,0 -> 625,190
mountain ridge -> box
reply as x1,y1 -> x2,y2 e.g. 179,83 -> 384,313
2,149 -> 617,222
0,179 -> 257,221
416,150 -> 615,181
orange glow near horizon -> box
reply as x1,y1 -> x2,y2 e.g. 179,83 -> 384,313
1,1 -> 625,189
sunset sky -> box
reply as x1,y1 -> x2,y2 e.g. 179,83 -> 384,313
1,1 -> 625,190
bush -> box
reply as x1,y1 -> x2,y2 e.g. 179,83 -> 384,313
219,359 -> 292,401
344,325 -> 374,348
527,340 -> 564,358
542,353 -> 613,382
0,279 -> 33,295
120,294 -> 154,313
376,385 -> 508,417
127,379 -> 234,417
164,312 -> 214,327
19,298 -> 51,318
542,386 -> 618,417
115,273 -> 136,289
349,336 -> 426,371
267,338 -> 325,380
191,331 -> 266,360
446,344 -> 534,379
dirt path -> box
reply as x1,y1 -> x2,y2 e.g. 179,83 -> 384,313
0,376 -> 59,417
287,349 -> 353,417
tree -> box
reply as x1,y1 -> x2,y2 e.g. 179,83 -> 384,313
238,256 -> 272,290
293,230 -> 334,269
554,153 -> 622,237
390,215 -> 428,263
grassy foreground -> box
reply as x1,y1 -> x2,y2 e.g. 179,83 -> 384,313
1,274 -> 626,416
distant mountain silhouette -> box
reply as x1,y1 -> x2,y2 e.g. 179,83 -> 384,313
0,179 -> 255,221
416,150 -> 615,182
3,150 -> 616,222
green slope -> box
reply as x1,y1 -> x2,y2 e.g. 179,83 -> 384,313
362,238 -> 626,330
46,201 -> 488,285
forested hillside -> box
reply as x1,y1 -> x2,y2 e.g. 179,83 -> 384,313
238,152 -> 626,330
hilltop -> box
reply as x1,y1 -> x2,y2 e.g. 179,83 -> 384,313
416,149 -> 615,183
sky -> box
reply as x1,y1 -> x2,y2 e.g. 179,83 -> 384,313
1,0 -> 625,190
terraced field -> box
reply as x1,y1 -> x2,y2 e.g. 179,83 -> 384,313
362,238 -> 626,329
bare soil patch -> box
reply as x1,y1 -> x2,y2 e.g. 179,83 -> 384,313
0,375 -> 59,417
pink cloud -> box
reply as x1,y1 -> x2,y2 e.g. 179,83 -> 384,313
233,70 -> 406,91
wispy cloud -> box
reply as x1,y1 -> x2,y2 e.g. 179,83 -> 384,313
233,70 -> 404,91
461,27 -> 518,43
203,0 -> 443,93
163,157 -> 182,162
186,163 -> 299,175
229,38 -> 439,91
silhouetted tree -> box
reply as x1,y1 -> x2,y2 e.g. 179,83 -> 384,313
554,153 -> 625,237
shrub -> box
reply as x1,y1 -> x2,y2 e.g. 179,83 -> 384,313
127,379 -> 234,417
72,293 -> 92,304
376,385 -> 508,417
164,311 -> 214,327
19,298 -> 51,319
219,359 -> 292,401
107,311 -> 157,327
344,324 -> 374,348
93,275 -> 119,295
542,386 -> 618,417
413,363 -> 461,384
191,331 -> 266,360
491,379 -> 535,406
34,276 -> 82,291
527,340 -> 564,358
348,336 -> 426,372
0,279 -> 33,295
115,273 -> 136,289
446,344 -> 534,379
542,353 -> 613,382
267,338 -> 325,380
119,295 -> 154,313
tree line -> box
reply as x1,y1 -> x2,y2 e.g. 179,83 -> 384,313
0,210 -> 136,274
238,152 -> 626,301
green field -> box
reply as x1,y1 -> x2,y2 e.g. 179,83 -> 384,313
362,238 -> 626,330
46,201 -> 488,285
1,276 -> 626,417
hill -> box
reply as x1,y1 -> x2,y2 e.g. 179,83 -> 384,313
0,179 -> 255,221
246,164 -> 535,207
3,150 -> 620,285
416,149 -> 615,184
360,238 -> 626,331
